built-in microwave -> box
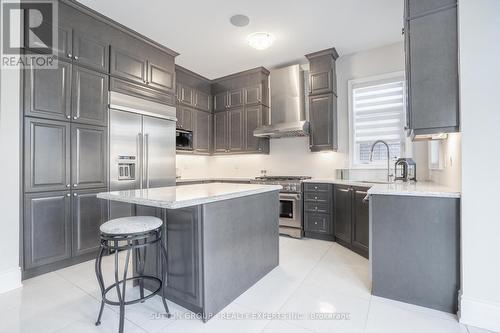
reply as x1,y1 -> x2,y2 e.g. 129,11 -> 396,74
176,129 -> 193,151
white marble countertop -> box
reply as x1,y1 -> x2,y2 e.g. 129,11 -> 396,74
97,183 -> 282,209
175,177 -> 253,183
304,178 -> 461,198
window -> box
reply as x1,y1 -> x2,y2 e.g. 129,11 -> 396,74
348,72 -> 406,168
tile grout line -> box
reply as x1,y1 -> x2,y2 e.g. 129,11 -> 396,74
256,241 -> 335,333
362,293 -> 373,333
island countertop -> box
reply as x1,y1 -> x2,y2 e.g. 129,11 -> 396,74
97,183 -> 282,209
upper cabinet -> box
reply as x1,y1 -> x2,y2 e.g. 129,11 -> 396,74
306,48 -> 339,152
211,67 -> 270,155
110,47 -> 148,84
404,0 -> 459,137
175,67 -> 212,113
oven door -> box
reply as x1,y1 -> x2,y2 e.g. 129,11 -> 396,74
279,193 -> 302,228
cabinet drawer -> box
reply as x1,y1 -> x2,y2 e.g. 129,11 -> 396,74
305,213 -> 332,234
304,183 -> 331,192
305,202 -> 331,214
304,191 -> 330,203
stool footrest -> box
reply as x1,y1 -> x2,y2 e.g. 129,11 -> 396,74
101,276 -> 163,306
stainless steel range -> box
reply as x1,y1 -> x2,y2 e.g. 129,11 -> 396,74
252,176 -> 311,238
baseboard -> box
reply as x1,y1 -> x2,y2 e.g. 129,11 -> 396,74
0,267 -> 22,294
459,293 -> 500,332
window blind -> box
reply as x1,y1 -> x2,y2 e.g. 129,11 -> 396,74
352,78 -> 405,164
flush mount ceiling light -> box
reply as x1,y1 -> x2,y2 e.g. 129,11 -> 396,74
247,32 -> 275,50
230,14 -> 250,27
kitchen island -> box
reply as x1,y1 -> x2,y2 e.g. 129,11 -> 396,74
97,183 -> 281,320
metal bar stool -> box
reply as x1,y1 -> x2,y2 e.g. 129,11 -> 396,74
94,216 -> 170,333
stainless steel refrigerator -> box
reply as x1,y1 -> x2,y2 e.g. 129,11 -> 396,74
108,92 -> 176,219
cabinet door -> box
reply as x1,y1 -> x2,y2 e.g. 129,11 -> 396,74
72,188 -> 108,257
244,105 -> 263,153
351,188 -> 369,258
309,94 -> 337,151
228,108 -> 244,152
408,7 -> 459,132
71,66 -> 108,126
25,118 -> 71,192
181,107 -> 194,131
214,112 -> 228,152
194,111 -> 211,154
180,85 -> 194,105
310,71 -> 333,95
195,91 -> 211,112
147,61 -> 175,94
245,85 -> 262,105
110,47 -> 147,84
176,107 -> 183,129
73,31 -> 109,72
228,89 -> 244,108
406,0 -> 456,18
24,192 -> 71,269
24,61 -> 72,121
56,24 -> 73,61
71,124 -> 107,189
305,213 -> 332,235
334,185 -> 352,245
214,92 -> 227,112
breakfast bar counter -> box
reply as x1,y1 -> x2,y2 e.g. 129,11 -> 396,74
97,183 -> 281,320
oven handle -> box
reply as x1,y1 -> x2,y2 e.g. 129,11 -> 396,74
280,193 -> 301,201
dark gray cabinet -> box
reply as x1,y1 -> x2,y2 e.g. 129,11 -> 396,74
194,110 -> 211,154
334,185 -> 369,258
214,92 -> 228,112
244,105 -> 269,153
214,111 -> 228,153
309,94 -> 337,152
110,47 -> 147,84
195,91 -> 211,112
304,183 -> 334,241
24,191 -> 72,269
72,188 -> 108,257
71,66 -> 108,126
352,188 -> 369,257
176,106 -> 194,131
72,31 -> 109,73
306,48 -> 339,152
110,47 -> 175,96
71,124 -> 107,189
228,108 -> 244,152
147,62 -> 175,95
179,84 -> 194,105
24,61 -> 72,121
405,0 -> 459,137
24,118 -> 71,193
406,0 -> 457,17
245,85 -> 262,105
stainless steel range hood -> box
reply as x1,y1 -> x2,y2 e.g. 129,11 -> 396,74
254,64 -> 308,138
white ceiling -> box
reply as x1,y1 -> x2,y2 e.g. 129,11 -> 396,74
77,0 -> 404,79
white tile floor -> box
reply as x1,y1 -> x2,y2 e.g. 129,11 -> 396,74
0,237 -> 492,333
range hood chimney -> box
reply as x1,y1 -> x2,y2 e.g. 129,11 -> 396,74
254,64 -> 308,138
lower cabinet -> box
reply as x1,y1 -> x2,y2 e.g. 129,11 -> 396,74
303,183 -> 334,241
334,185 -> 369,258
24,191 -> 72,270
23,188 -> 108,273
72,188 -> 108,257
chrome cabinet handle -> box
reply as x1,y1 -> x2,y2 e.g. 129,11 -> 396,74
73,116 -> 78,120
73,184 -> 78,187
74,55 -> 79,60
67,53 -> 72,58
66,115 -> 71,119
73,193 -> 77,197
66,193 -> 70,197
66,184 -> 70,188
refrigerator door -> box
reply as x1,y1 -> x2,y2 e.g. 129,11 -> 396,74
109,109 -> 143,219
142,115 -> 176,188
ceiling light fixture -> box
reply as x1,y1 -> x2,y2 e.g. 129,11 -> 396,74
247,32 -> 275,50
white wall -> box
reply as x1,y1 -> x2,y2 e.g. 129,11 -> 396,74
177,42 -> 432,180
429,133 -> 462,189
0,67 -> 22,293
458,0 -> 500,331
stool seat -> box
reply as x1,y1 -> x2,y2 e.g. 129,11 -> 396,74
100,216 -> 162,235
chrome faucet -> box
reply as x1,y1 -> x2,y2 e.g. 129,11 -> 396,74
369,140 -> 393,183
